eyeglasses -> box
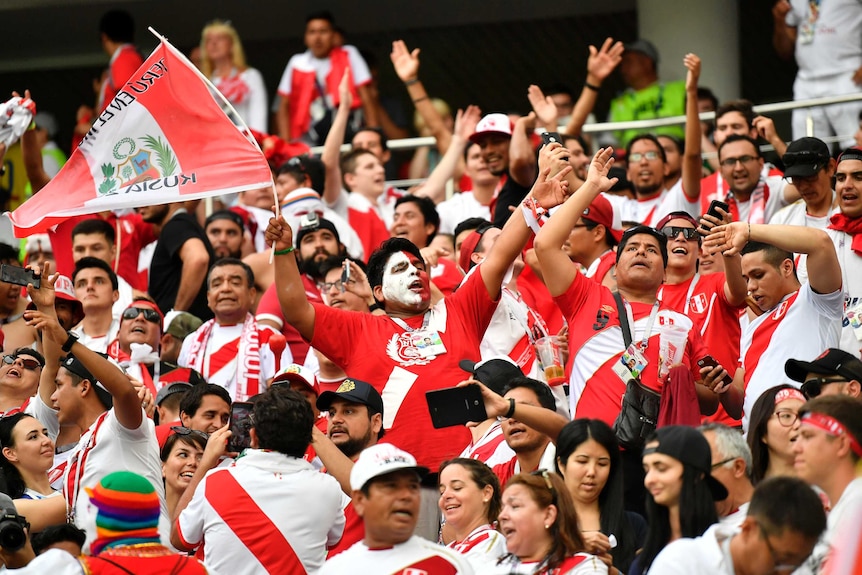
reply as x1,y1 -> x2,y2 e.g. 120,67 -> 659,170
719,155 -> 757,168
2,355 -> 41,370
170,426 -> 209,441
660,226 -> 699,241
122,306 -> 161,324
758,523 -> 803,571
628,151 -> 660,163
320,278 -> 355,292
773,409 -> 799,428
711,457 -> 736,470
801,376 -> 847,399
785,172 -> 822,186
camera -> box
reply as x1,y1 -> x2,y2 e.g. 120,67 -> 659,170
0,512 -> 28,552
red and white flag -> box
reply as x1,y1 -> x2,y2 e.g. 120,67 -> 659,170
8,38 -> 272,237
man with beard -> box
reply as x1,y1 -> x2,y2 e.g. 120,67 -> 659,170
204,210 -> 246,260
139,202 -> 214,321
257,217 -> 346,364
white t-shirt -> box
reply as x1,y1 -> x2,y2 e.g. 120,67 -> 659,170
459,421 -> 516,469
768,196 -> 839,228
212,67 -> 268,133
62,409 -> 166,551
177,450 -> 345,574
786,0 -> 862,80
604,180 -> 698,226
648,523 -> 735,575
447,524 -> 507,572
718,501 -> 749,530
72,318 -> 120,354
110,275 -> 134,324
740,283 -> 844,432
276,46 -> 371,97
437,192 -> 493,235
320,535 -> 474,575
480,552 -> 608,574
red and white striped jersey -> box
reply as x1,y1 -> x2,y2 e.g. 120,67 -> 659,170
320,535 -> 473,575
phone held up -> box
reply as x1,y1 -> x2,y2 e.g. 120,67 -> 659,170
227,401 -> 254,453
0,265 -> 39,289
426,386 -> 487,429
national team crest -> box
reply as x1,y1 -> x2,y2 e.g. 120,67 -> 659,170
689,293 -> 708,314
386,333 -> 433,367
100,135 -> 177,194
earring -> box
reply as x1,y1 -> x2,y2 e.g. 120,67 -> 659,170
483,499 -> 489,503
544,524 -> 550,529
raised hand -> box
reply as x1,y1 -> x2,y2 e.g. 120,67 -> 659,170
337,68 -> 353,110
527,85 -> 557,128
752,115 -> 778,142
26,261 -> 57,309
585,147 -> 619,192
390,40 -> 420,83
684,53 -> 701,92
703,222 -> 749,256
265,214 -> 294,252
587,38 -> 624,83
538,141 -> 572,179
531,166 -> 573,210
22,309 -> 65,344
453,105 -> 482,141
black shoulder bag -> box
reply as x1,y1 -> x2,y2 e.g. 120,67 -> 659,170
611,292 -> 661,450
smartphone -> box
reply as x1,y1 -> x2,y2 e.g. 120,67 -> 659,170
426,386 -> 487,429
298,211 -> 320,229
697,356 -> 733,388
227,401 -> 254,452
706,199 -> 730,222
340,259 -> 350,293
541,132 -> 562,146
0,265 -> 39,289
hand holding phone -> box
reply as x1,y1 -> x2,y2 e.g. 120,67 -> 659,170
697,355 -> 733,392
227,402 -> 254,452
0,265 -> 40,289
426,386 -> 487,428
700,200 -> 730,236
541,132 -> 562,146
341,259 -> 351,293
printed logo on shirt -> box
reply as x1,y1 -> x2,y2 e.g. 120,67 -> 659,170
690,293 -> 708,314
592,305 -> 615,331
772,299 -> 790,320
386,333 -> 434,367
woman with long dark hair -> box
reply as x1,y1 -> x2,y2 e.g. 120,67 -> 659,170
0,412 -> 57,500
486,470 -> 607,574
747,384 -> 805,485
160,428 -> 207,520
630,426 -> 725,575
555,419 -> 646,573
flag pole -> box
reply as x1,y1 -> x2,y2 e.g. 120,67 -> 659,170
148,27 -> 280,261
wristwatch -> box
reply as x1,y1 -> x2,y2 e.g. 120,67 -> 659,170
61,331 -> 78,353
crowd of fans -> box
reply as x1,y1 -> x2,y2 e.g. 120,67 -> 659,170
0,4 -> 859,574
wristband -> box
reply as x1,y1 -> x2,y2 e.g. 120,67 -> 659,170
412,96 -> 429,104
274,246 -> 295,256
584,82 -> 600,92
369,303 -> 383,313
62,331 -> 78,353
404,78 -> 419,86
505,398 -> 516,419
521,197 -> 547,235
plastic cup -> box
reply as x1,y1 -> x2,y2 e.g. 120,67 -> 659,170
658,324 -> 688,379
535,337 -> 566,385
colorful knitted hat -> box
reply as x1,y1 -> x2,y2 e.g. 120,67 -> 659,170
85,471 -> 161,555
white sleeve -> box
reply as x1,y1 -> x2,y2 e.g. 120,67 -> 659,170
645,541 -> 696,574
344,45 -> 371,86
243,68 -> 269,133
803,282 -> 845,321
655,181 -> 699,221
176,473 -> 210,547
276,57 -> 299,97
14,548 -> 85,574
178,335 -> 194,367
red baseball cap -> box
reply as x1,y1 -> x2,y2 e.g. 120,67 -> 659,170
581,195 -> 623,243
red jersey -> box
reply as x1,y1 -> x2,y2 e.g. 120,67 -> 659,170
659,273 -> 745,426
556,273 -> 708,425
310,268 -> 497,469
256,274 -> 322,365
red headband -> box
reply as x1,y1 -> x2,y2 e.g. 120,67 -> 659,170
801,412 -> 862,457
774,388 -> 805,405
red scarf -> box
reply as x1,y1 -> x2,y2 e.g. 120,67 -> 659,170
829,212 -> 862,255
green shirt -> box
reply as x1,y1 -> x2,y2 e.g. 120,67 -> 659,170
609,80 -> 687,147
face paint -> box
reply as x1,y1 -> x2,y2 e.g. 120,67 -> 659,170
381,251 -> 429,307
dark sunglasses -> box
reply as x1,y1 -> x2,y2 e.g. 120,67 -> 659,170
2,355 -> 41,370
660,226 -> 699,240
122,307 -> 161,324
170,426 -> 209,441
800,376 -> 847,399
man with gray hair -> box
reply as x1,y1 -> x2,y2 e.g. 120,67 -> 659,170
699,423 -> 754,528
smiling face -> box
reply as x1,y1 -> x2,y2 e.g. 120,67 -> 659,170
206,264 -> 255,324
390,201 -> 434,249
464,143 -> 497,186
835,158 -> 862,219
626,139 -> 667,197
162,437 -> 203,494
643,446 -> 684,508
719,139 -> 763,197
2,416 -> 54,477
118,304 -> 161,350
714,111 -> 755,147
498,483 -> 555,562
181,394 -> 230,434
0,353 -> 42,397
355,470 -> 421,547
615,233 -> 665,292
344,152 -> 386,199
661,218 -> 700,275
438,463 -> 493,534
476,134 -> 511,176
559,438 -> 611,505
377,251 -> 430,313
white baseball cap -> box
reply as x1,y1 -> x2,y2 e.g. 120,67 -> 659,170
469,113 -> 513,144
349,443 -> 429,492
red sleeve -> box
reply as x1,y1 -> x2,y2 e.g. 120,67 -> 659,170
309,304 -> 375,368
110,49 -> 144,93
687,325 -> 710,381
446,265 -> 499,343
552,269 -> 596,324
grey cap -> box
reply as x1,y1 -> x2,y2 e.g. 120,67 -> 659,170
163,311 -> 203,340
625,40 -> 659,64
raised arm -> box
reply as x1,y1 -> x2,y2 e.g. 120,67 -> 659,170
321,70 -> 353,207
699,208 -> 747,307
772,0 -> 797,61
413,105 -> 480,204
509,113 -> 539,187
533,148 -> 618,296
704,223 -> 842,295
390,40 -> 451,155
564,38 -> 624,136
681,54 -> 703,201
265,215 -> 317,340
174,238 -> 210,312
26,263 -> 61,407
480,166 -> 573,301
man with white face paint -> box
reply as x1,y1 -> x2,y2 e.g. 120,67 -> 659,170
267,165 -> 573,538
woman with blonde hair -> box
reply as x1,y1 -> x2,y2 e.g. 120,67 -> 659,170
200,20 -> 268,132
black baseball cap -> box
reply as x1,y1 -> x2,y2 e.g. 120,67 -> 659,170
61,354 -> 114,409
459,357 -> 523,396
155,382 -> 193,407
782,137 -> 830,178
644,425 -> 728,501
295,217 -> 341,247
785,348 -> 862,388
204,210 -> 245,232
316,378 -> 383,415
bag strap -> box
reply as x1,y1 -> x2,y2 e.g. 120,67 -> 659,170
613,291 -> 632,348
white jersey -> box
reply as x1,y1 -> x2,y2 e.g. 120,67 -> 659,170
648,523 -> 735,575
276,46 -> 371,97
786,0 -> 862,80
177,449 -> 345,574
480,289 -> 544,381
320,535 -> 475,575
740,283 -> 844,433
62,409 -> 166,552
178,322 -> 283,401
479,552 -> 607,574
212,67 -> 268,133
718,501 -> 749,530
768,196 -> 839,228
437,191 -> 493,235
603,180 -> 698,226
458,421 -> 516,469
72,318 -> 120,354
448,524 -> 507,572
797,478 -> 862,575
